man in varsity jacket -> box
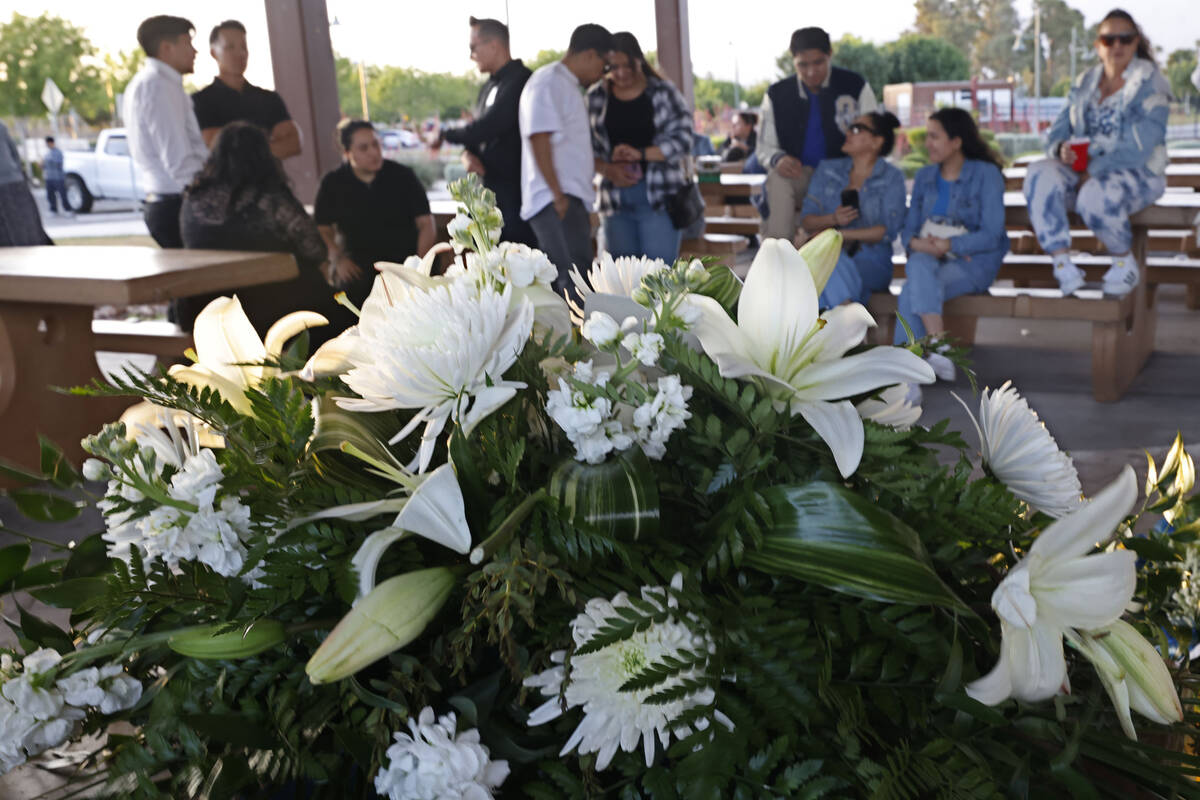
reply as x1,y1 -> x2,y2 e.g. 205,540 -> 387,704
756,27 -> 877,241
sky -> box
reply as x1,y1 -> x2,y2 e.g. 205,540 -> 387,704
4,0 -> 1197,92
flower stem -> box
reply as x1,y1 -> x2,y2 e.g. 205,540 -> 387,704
469,488 -> 548,564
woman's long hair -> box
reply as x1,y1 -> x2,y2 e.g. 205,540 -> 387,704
928,108 -> 1004,170
610,31 -> 662,81
188,121 -> 290,210
1100,8 -> 1154,63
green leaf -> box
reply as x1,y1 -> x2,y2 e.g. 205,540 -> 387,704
39,436 -> 81,488
18,605 -> 74,652
181,713 -> 276,749
0,543 -> 31,586
63,533 -> 111,579
10,558 -> 65,589
0,458 -> 45,486
744,482 -> 972,613
31,577 -> 108,609
8,489 -> 85,523
548,451 -> 660,542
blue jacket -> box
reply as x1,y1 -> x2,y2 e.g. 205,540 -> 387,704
904,160 -> 1007,259
800,156 -> 905,260
1045,59 -> 1170,177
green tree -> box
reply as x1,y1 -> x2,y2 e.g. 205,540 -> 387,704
1014,0 -> 1084,94
913,0 -> 981,61
832,35 -> 890,101
1167,48 -> 1198,110
526,49 -> 565,72
0,12 -> 107,122
775,49 -> 794,80
973,0 -> 1018,78
884,34 -> 971,84
693,74 -> 738,113
743,81 -> 769,108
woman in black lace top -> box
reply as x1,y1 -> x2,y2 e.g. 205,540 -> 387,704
180,121 -> 337,340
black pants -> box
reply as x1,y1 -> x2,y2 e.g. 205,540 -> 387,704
528,196 -> 592,302
487,177 -> 537,248
143,195 -> 183,249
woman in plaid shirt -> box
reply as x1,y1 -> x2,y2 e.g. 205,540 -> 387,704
587,31 -> 693,263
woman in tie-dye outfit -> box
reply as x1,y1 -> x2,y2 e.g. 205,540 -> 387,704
1022,8 -> 1170,297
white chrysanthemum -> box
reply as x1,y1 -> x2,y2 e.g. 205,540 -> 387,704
524,576 -> 732,770
568,253 -> 669,325
955,381 -> 1082,517
337,279 -> 533,473
857,383 -> 921,431
373,706 -> 509,800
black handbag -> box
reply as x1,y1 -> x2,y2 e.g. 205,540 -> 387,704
666,178 -> 705,230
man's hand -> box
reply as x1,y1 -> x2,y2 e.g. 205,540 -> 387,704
463,151 -> 486,176
329,254 -> 363,286
776,154 -> 806,180
553,194 -> 569,219
832,205 -> 859,227
909,236 -> 936,255
930,237 -> 952,257
612,143 -> 642,162
603,162 -> 638,188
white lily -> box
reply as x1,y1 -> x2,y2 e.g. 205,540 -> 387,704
966,465 -> 1138,705
334,278 -> 532,472
955,381 -> 1082,518
1071,619 -> 1183,740
681,239 -> 935,477
170,296 -> 327,415
118,401 -> 225,450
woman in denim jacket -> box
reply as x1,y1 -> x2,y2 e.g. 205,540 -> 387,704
894,108 -> 1006,380
799,110 -> 906,308
588,32 -> 693,263
1023,9 -> 1169,297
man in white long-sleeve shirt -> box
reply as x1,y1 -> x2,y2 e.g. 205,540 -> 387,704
124,15 -> 208,249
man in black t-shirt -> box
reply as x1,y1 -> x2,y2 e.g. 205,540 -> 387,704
437,16 -> 535,246
191,20 -> 300,160
314,120 -> 434,330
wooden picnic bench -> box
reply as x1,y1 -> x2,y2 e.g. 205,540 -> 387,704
868,192 -> 1200,402
1004,163 -> 1200,191
0,247 -> 298,476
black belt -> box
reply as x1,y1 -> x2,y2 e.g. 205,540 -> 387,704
144,192 -> 182,203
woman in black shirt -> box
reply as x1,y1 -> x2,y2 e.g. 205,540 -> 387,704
180,122 -> 336,342
587,32 -> 693,263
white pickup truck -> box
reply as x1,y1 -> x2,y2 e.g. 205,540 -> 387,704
62,128 -> 142,212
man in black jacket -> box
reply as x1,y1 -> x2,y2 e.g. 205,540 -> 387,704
439,16 -> 535,245
756,27 -> 877,241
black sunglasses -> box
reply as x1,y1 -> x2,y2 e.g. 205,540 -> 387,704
1098,33 -> 1136,47
848,122 -> 877,135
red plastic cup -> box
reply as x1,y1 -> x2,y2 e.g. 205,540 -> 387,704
1067,138 -> 1090,172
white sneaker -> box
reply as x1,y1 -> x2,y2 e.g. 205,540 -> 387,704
1102,256 -> 1139,296
924,351 -> 956,382
1053,260 -> 1085,296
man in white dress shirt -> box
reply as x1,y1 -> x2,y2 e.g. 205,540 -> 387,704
123,16 -> 209,249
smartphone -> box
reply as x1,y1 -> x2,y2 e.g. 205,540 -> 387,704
840,189 -> 860,210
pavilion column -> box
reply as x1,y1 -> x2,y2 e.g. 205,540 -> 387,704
264,0 -> 342,204
654,0 -> 693,109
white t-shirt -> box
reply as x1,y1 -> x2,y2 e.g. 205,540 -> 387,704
518,61 -> 595,220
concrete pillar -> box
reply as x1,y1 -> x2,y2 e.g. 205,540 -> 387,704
264,0 -> 342,204
654,0 -> 693,110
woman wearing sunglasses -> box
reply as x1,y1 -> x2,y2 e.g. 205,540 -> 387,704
587,31 -> 693,263
1022,8 -> 1170,297
798,111 -> 905,308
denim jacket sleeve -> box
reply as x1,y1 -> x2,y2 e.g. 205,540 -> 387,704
1045,102 -> 1073,159
901,166 -> 933,249
880,166 -> 907,243
949,162 -> 1007,257
1088,72 -> 1170,175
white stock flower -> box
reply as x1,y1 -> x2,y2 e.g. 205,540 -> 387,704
622,332 -> 665,367
524,575 -> 731,770
581,312 -> 622,349
955,381 -> 1082,518
681,239 -> 935,477
484,242 -> 557,288
373,706 -> 509,800
857,384 -> 921,431
446,213 -> 473,251
336,278 -> 533,473
545,361 -> 636,464
0,649 -> 83,774
633,375 -> 692,460
967,466 -> 1138,706
56,663 -> 143,715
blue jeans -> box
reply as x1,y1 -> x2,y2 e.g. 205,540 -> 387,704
1022,159 -> 1165,255
602,181 -> 682,263
819,243 -> 895,308
893,251 -> 1002,343
45,178 -> 70,213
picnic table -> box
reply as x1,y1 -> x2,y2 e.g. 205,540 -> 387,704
0,247 -> 298,476
698,173 -> 765,202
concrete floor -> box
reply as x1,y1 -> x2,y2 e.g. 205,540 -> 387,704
1,254 -> 1198,796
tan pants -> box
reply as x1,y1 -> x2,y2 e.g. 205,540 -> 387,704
762,165 -> 814,241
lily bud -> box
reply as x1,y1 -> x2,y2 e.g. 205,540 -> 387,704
168,620 -> 286,659
305,567 -> 455,684
1074,619 -> 1183,740
797,228 -> 843,294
